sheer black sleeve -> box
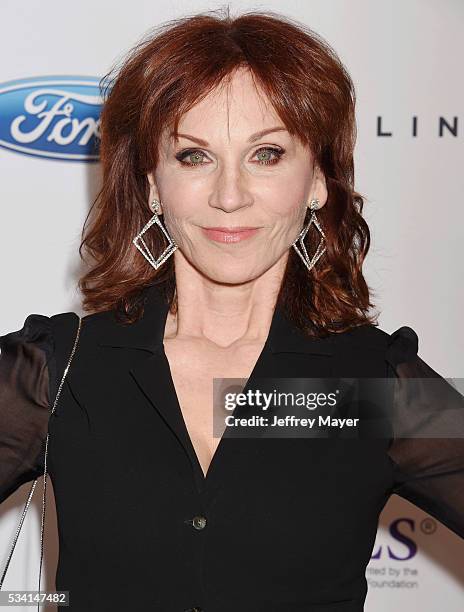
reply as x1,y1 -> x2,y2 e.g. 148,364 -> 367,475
386,325 -> 464,539
0,314 -> 54,504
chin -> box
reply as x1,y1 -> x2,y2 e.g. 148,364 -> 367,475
197,263 -> 264,286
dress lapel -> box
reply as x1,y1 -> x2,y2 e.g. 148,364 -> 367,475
96,283 -> 196,469
96,283 -> 336,487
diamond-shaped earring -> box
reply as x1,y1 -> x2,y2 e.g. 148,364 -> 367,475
292,198 -> 327,272
132,198 -> 178,269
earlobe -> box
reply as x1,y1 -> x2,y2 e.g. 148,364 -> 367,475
146,172 -> 161,208
314,169 -> 328,208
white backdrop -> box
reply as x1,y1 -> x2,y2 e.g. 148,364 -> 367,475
0,1 -> 463,610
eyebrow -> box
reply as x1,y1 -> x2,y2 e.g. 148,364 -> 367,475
169,126 -> 288,147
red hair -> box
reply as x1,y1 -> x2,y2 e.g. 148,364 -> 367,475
78,7 -> 379,336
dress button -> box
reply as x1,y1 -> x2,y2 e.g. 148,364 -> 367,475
191,515 -> 207,530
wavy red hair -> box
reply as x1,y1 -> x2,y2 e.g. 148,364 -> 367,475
78,7 -> 379,336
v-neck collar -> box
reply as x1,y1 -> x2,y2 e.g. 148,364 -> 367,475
96,281 -> 335,356
95,282 -> 337,494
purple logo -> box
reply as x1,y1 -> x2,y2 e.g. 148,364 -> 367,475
372,518 -> 418,561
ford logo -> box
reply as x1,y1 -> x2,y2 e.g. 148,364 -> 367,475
0,75 -> 103,162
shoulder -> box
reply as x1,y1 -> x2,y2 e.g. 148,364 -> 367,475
1,311 -> 82,345
336,322 -> 417,344
333,324 -> 419,366
0,313 -> 54,360
333,323 -> 389,347
0,311 -> 82,376
331,323 -> 419,361
321,323 -> 419,379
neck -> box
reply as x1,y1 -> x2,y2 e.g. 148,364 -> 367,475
164,252 -> 288,349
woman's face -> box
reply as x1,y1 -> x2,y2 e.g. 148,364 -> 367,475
147,67 -> 328,284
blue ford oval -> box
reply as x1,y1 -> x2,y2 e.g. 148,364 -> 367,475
0,75 -> 103,162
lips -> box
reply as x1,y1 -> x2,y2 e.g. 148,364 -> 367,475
200,226 -> 260,243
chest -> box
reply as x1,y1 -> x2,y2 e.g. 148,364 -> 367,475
50,333 -> 395,595
48,317 -> 397,606
163,338 -> 265,477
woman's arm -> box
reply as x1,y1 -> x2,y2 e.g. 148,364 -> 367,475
386,326 -> 464,539
0,314 -> 54,503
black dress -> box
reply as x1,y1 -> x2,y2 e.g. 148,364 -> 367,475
1,282 -> 463,612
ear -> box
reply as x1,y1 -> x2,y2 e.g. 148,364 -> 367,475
311,165 -> 328,209
146,172 -> 162,212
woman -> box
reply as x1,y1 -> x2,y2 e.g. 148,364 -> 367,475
1,9 -> 463,612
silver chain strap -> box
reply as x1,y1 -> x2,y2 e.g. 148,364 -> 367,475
0,315 -> 82,610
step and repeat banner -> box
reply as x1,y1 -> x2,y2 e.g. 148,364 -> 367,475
0,1 -> 463,610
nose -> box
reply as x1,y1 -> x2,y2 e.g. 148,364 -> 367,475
208,162 -> 253,213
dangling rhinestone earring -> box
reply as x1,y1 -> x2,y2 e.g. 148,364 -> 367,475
292,198 -> 327,272
132,198 -> 178,269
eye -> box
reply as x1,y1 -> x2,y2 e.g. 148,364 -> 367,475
253,146 -> 285,165
175,149 -> 208,167
175,146 -> 285,167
